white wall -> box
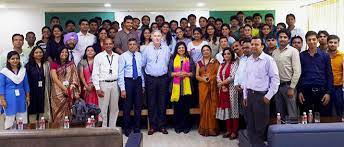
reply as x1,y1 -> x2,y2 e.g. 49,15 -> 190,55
0,8 -> 45,52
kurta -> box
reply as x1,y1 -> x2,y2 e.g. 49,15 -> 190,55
197,58 -> 220,136
26,62 -> 45,114
0,69 -> 30,115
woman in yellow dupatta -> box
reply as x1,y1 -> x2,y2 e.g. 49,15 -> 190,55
168,42 -> 195,134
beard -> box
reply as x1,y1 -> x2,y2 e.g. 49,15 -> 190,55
67,43 -> 76,50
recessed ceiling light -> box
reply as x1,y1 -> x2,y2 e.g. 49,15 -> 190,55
196,2 -> 205,7
104,3 -> 111,8
0,4 -> 6,8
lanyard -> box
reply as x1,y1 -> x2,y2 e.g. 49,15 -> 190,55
36,63 -> 43,81
86,59 -> 93,74
106,55 -> 113,67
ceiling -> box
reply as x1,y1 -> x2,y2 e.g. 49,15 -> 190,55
0,0 -> 311,11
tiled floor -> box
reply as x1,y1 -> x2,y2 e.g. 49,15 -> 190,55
123,129 -> 239,147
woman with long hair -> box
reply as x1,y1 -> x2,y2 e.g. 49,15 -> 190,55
161,22 -> 176,53
50,47 -> 80,127
196,45 -> 220,136
168,42 -> 195,134
204,24 -> 220,57
46,25 -> 64,61
26,46 -> 52,123
139,28 -> 152,53
216,47 -> 239,139
0,51 -> 30,129
92,28 -> 109,53
187,27 -> 208,63
78,46 -> 98,105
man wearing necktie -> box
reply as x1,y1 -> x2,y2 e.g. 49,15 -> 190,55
64,32 -> 79,65
118,38 -> 144,136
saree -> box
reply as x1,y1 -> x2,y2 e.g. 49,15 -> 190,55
79,59 -> 98,105
50,61 -> 80,127
197,58 -> 220,136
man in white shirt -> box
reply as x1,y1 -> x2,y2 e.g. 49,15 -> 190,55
286,14 -> 305,51
92,38 -> 120,128
0,34 -> 29,69
215,36 -> 229,64
77,19 -> 96,64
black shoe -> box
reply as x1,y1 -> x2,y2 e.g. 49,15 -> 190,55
124,130 -> 131,137
160,128 -> 168,134
183,129 -> 190,134
133,129 -> 141,134
175,129 -> 182,134
148,129 -> 156,135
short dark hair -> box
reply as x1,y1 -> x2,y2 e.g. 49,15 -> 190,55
222,47 -> 236,62
78,18 -> 89,25
112,21 -> 119,26
199,16 -> 208,22
219,36 -> 228,42
277,22 -> 286,28
201,44 -> 212,53
237,11 -> 245,16
41,26 -> 51,33
305,31 -> 318,39
245,16 -> 253,21
291,36 -> 303,43
265,13 -> 274,20
286,14 -> 296,19
12,33 -> 24,41
241,38 -> 252,45
243,24 -> 253,30
50,16 -> 60,23
170,20 -> 179,26
102,19 -> 111,25
215,18 -> 223,23
253,13 -> 262,19
328,35 -> 340,42
65,20 -> 76,26
155,15 -> 165,21
124,15 -> 133,22
180,18 -> 188,23
141,15 -> 150,21
128,38 -> 137,43
251,36 -> 265,46
317,30 -> 329,37
208,17 -> 215,21
188,14 -> 196,19
133,17 -> 140,21
230,15 -> 239,22
94,17 -> 102,21
266,33 -> 276,40
277,29 -> 291,39
26,31 -> 35,37
89,18 -> 98,24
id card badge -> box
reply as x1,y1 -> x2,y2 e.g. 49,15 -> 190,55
63,81 -> 70,87
15,89 -> 20,96
109,69 -> 112,74
38,81 -> 43,87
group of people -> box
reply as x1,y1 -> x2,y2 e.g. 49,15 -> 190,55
0,11 -> 342,147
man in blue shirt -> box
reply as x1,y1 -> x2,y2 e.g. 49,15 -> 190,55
118,38 -> 145,136
298,31 -> 333,116
142,30 -> 170,135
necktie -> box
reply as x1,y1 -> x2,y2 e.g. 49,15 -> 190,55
70,50 -> 74,61
132,53 -> 138,79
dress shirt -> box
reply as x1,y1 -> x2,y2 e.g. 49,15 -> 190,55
118,51 -> 145,91
290,27 -> 306,51
114,30 -> 139,53
77,32 -> 96,61
243,52 -> 280,100
161,37 -> 177,54
92,51 -> 120,90
299,48 -> 333,93
272,45 -> 301,88
234,55 -> 249,87
142,44 -> 170,77
330,51 -> 344,86
216,51 -> 224,64
0,48 -> 29,69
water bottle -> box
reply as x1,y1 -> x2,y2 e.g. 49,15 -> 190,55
86,118 -> 92,128
91,115 -> 95,128
302,112 -> 308,124
39,117 -> 46,130
276,113 -> 282,124
63,116 -> 70,129
17,117 -> 24,130
308,110 -> 313,123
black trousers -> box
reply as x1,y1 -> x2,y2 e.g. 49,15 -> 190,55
246,89 -> 269,147
145,74 -> 168,130
123,77 -> 143,132
173,95 -> 191,131
300,87 -> 332,116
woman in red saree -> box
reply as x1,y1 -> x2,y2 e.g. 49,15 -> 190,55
50,47 -> 80,128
